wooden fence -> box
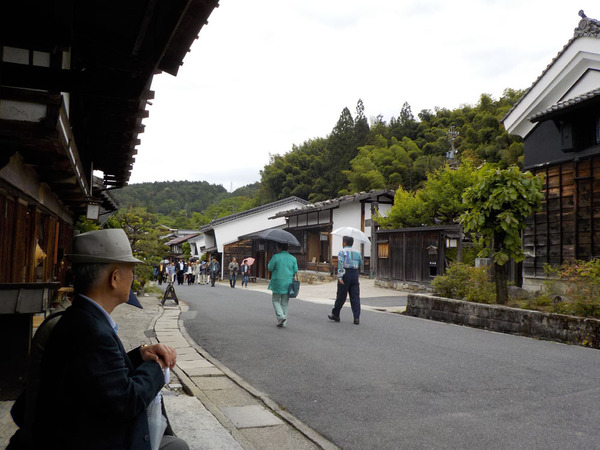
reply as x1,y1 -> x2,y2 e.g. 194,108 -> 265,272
375,226 -> 462,284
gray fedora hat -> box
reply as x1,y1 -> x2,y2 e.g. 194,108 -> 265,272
68,229 -> 142,264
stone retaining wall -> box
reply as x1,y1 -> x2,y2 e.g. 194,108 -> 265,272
375,279 -> 431,293
298,271 -> 334,284
406,293 -> 600,349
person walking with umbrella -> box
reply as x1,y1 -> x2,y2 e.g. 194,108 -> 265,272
267,242 -> 298,327
240,259 -> 251,287
328,235 -> 363,324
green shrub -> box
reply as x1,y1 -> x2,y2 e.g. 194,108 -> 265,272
433,258 -> 600,317
432,262 -> 495,304
532,295 -> 552,307
445,245 -> 479,267
132,279 -> 141,293
541,259 -> 600,318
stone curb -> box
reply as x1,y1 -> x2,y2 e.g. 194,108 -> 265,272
154,299 -> 340,450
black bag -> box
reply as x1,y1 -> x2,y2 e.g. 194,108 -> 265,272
288,275 -> 300,298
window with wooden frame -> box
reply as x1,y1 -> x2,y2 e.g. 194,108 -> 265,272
377,242 -> 389,258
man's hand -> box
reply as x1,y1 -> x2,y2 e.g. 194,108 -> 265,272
140,344 -> 177,369
338,278 -> 344,285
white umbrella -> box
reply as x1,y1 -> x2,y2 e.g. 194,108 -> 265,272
331,227 -> 370,244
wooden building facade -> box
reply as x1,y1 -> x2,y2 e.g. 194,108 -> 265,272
272,190 -> 395,276
0,0 -> 219,397
375,226 -> 462,284
503,11 -> 600,289
524,156 -> 600,278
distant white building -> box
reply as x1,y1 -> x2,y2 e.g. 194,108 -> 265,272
192,197 -> 310,278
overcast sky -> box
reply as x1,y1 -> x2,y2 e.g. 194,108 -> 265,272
129,1 -> 599,191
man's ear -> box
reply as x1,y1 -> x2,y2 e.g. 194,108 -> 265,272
108,266 -> 120,289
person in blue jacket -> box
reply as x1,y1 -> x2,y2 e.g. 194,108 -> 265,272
267,243 -> 298,327
328,236 -> 363,325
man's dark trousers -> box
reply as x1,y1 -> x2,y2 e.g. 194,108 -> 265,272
332,268 -> 360,319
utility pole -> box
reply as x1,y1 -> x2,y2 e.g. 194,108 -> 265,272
446,125 -> 459,167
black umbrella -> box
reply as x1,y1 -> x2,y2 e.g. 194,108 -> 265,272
257,228 -> 300,246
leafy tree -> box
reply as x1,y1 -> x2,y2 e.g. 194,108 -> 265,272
201,196 -> 259,222
106,207 -> 170,288
75,216 -> 101,233
258,138 -> 328,203
460,165 -> 543,304
231,182 -> 261,199
389,102 -> 418,140
367,114 -> 388,143
417,159 -> 480,224
354,99 -> 370,150
312,106 -> 357,201
344,136 -> 415,193
376,188 -> 428,228
378,160 -> 479,228
182,242 -> 192,259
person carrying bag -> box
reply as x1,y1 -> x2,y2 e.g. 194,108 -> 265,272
288,273 -> 300,298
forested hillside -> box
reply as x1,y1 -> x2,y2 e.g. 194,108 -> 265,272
111,181 -> 261,228
257,89 -> 523,204
113,89 -> 524,227
112,180 -> 227,215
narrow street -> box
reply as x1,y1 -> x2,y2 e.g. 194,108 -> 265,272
171,280 -> 600,449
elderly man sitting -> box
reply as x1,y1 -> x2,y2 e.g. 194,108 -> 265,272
32,228 -> 188,450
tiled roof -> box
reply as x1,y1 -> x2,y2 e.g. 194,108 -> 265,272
503,11 -> 600,123
271,189 -> 395,218
529,87 -> 600,122
166,233 -> 200,246
198,196 -> 310,232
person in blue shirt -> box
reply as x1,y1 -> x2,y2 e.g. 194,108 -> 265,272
328,236 -> 363,325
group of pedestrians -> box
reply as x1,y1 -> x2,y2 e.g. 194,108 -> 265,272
156,260 -> 215,286
154,237 -> 362,328
226,258 -> 251,288
155,256 -> 255,289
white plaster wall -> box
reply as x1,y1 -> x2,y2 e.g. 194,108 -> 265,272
331,203 -> 372,256
187,235 -> 206,258
203,234 -> 215,251
213,201 -> 306,252
504,37 -> 600,137
563,69 -> 600,99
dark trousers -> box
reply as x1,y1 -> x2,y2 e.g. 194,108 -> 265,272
229,274 -> 237,287
210,271 -> 218,286
332,268 -> 360,319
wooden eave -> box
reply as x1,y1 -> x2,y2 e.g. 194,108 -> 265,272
0,0 -> 219,212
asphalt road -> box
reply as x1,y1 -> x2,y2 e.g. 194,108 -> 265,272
176,282 -> 600,450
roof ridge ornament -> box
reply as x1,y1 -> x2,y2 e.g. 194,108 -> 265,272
575,10 -> 600,38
